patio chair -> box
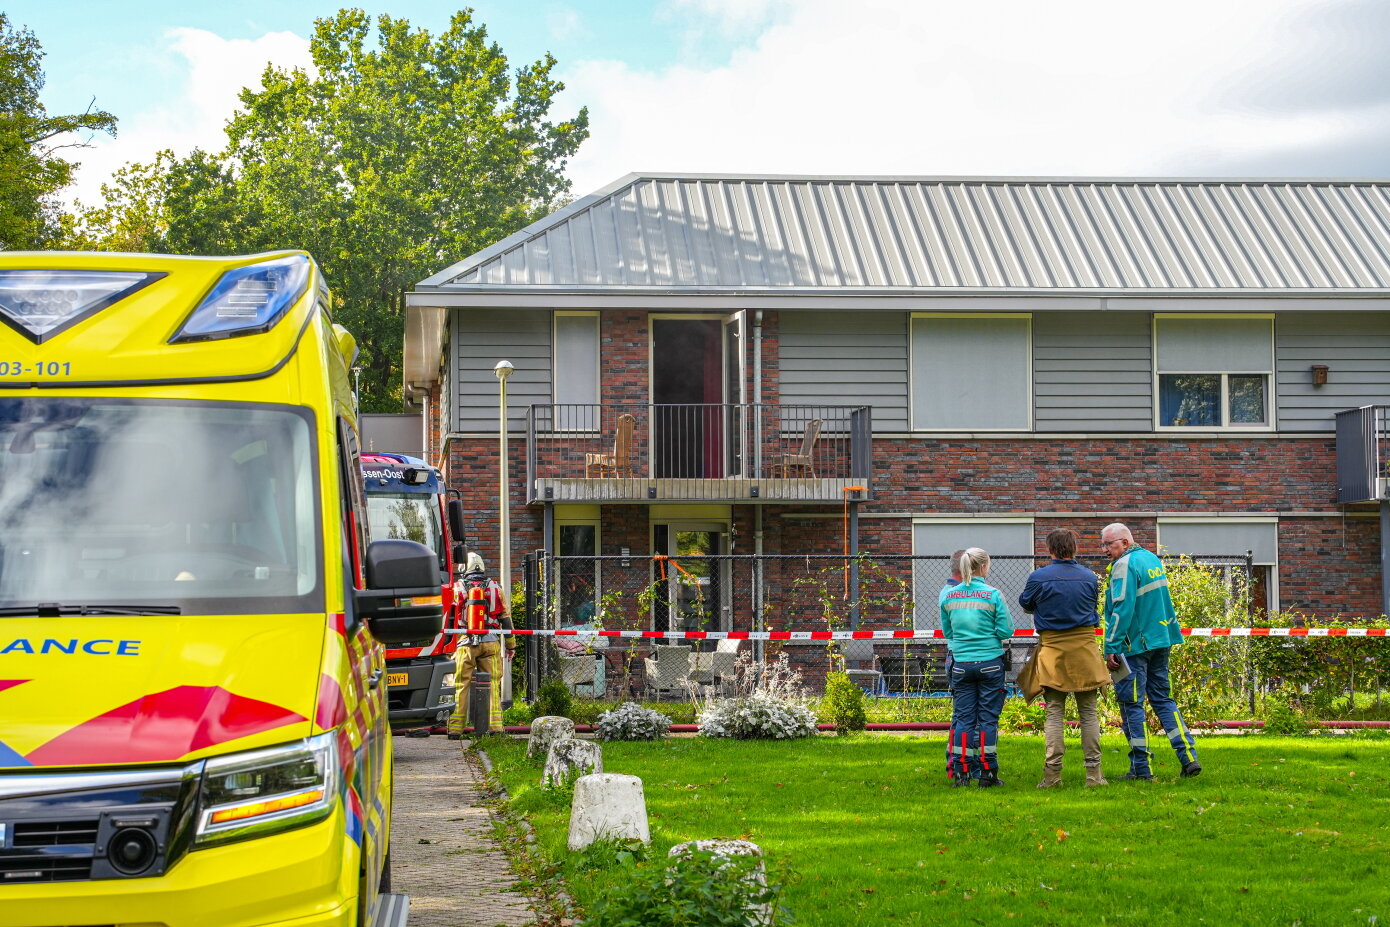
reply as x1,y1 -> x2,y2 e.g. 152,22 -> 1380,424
840,638 -> 882,695
558,652 -> 606,698
769,418 -> 822,478
586,413 -> 637,478
689,642 -> 740,694
643,644 -> 692,698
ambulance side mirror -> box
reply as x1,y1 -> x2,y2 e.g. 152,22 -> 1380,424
357,538 -> 444,644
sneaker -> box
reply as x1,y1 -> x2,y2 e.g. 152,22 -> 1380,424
1180,761 -> 1203,778
950,775 -> 972,788
1036,772 -> 1063,789
1120,771 -> 1154,781
977,775 -> 1005,788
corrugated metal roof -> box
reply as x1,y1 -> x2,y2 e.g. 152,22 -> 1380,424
418,175 -> 1390,293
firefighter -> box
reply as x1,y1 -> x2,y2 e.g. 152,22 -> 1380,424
447,552 -> 513,737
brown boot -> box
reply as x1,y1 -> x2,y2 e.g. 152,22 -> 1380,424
1084,766 -> 1109,788
1036,768 -> 1063,789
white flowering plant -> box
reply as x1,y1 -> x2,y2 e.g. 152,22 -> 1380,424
595,701 -> 672,741
696,652 -> 819,741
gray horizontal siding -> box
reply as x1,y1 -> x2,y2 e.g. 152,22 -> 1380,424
1276,312 -> 1390,431
779,312 -> 908,431
452,308 -> 552,432
1032,313 -> 1152,431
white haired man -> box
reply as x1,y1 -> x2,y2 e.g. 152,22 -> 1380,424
1100,523 -> 1201,780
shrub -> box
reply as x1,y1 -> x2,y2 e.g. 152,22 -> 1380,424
1261,692 -> 1310,736
535,676 -> 573,719
596,702 -> 672,741
998,698 -> 1046,734
699,693 -> 818,740
696,652 -> 818,740
820,672 -> 867,734
581,849 -> 791,927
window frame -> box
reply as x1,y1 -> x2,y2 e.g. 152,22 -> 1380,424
910,516 -> 1036,630
909,312 -> 1033,432
554,509 -> 601,628
552,310 -> 601,433
1155,516 -> 1279,612
1152,314 -> 1275,433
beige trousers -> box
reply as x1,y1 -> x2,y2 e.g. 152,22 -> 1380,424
447,640 -> 503,734
1043,687 -> 1102,772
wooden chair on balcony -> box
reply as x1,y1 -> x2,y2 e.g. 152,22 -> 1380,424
586,413 -> 636,478
769,418 -> 822,478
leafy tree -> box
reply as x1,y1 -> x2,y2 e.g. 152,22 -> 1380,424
0,13 -> 115,249
93,9 -> 588,411
58,151 -> 174,252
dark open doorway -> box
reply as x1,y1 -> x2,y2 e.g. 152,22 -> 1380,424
652,318 -> 724,477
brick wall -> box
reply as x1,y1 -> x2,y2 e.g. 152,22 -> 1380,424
442,306 -> 1383,620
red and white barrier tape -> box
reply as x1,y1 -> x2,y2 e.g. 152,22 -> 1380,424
446,627 -> 1388,641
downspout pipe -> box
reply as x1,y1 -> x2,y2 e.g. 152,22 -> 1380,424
753,310 -> 764,663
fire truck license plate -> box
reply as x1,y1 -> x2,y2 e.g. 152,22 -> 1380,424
387,673 -> 409,687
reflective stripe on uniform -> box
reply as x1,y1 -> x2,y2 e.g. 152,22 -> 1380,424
1137,578 -> 1170,596
1168,716 -> 1197,763
1109,553 -> 1131,602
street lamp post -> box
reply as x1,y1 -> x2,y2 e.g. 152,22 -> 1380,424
493,360 -> 515,593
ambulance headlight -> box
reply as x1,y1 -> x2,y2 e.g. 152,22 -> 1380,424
193,732 -> 337,847
171,254 -> 311,343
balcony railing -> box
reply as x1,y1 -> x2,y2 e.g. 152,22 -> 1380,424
525,403 -> 873,504
1335,405 -> 1390,503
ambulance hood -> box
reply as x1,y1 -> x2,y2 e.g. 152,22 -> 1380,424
0,614 -> 325,770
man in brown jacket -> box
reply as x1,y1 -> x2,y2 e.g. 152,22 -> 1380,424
1018,529 -> 1111,788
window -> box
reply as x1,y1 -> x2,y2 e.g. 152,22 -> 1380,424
1157,518 -> 1278,612
911,519 -> 1034,629
556,519 -> 599,627
1155,316 -> 1272,429
911,314 -> 1030,430
554,312 -> 599,430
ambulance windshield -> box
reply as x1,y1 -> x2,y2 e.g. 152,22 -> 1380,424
0,398 -> 322,614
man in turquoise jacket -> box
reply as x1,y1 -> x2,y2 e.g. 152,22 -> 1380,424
1101,523 -> 1201,780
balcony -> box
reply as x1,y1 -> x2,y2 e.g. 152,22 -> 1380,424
1335,405 -> 1390,503
525,403 -> 873,504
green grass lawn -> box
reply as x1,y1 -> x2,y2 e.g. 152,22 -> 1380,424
485,732 -> 1390,926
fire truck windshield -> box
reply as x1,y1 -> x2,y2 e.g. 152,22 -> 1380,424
364,493 -> 444,568
0,398 -> 322,614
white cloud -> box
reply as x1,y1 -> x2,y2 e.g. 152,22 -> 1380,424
556,0 -> 1390,196
546,7 -> 588,43
63,27 -> 312,207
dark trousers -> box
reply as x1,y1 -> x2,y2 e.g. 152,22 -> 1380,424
1114,647 -> 1198,775
947,657 -> 1006,780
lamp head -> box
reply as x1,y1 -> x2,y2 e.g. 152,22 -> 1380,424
493,359 -> 515,381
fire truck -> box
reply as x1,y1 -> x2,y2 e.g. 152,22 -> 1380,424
360,453 -> 467,729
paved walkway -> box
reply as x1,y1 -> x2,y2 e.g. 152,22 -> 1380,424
391,734 -> 537,927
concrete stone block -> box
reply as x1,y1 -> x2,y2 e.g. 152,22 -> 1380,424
527,716 -> 575,758
567,773 -> 649,851
668,839 -> 770,925
544,738 -> 603,787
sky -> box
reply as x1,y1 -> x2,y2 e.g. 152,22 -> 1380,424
8,0 -> 1390,209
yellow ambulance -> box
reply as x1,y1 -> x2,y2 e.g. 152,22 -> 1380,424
0,251 -> 441,926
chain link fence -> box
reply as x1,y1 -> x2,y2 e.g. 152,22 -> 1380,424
521,551 -> 1253,701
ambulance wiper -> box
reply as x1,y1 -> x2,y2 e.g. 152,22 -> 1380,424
0,603 -> 183,617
